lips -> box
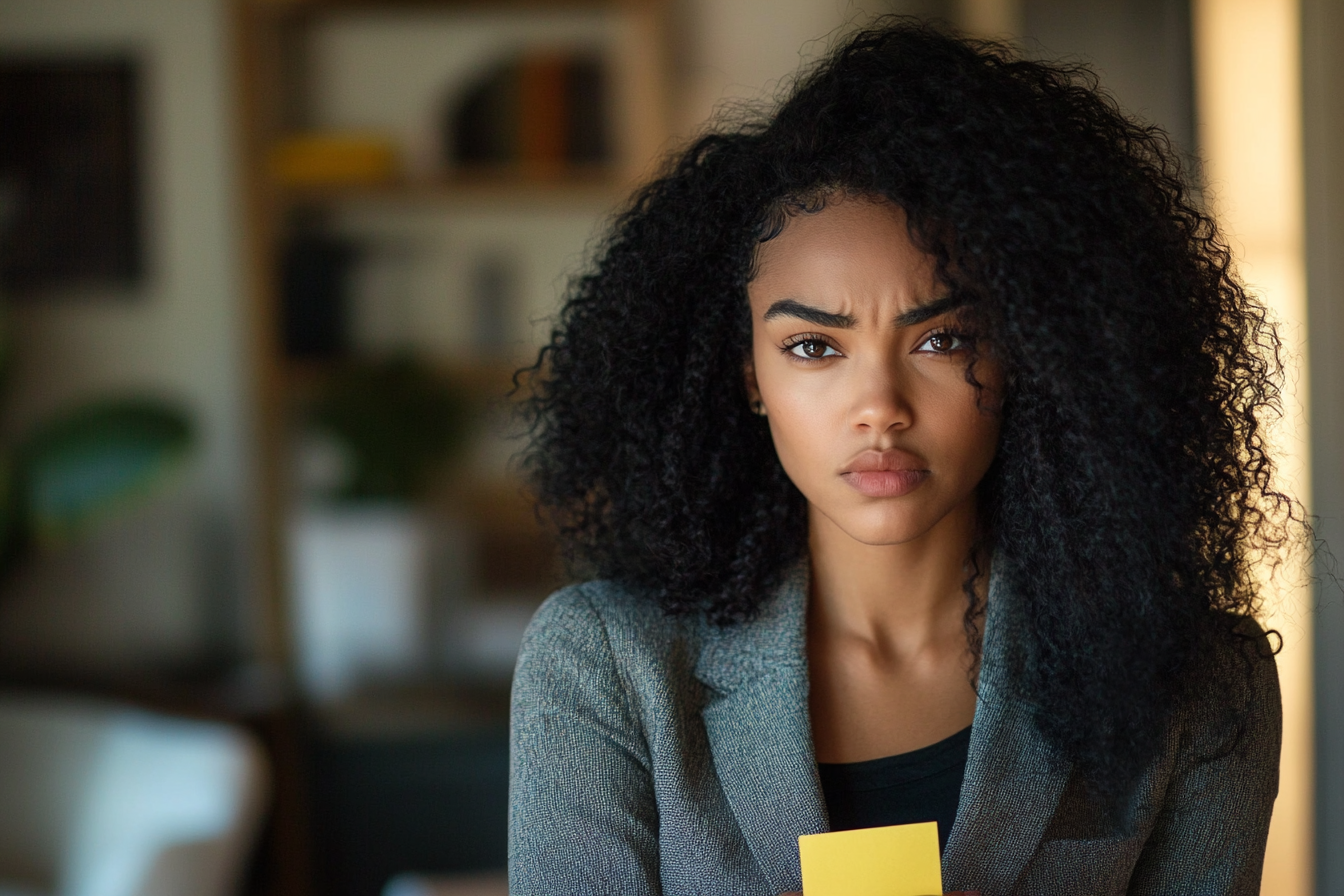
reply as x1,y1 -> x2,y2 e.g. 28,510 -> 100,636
840,449 -> 929,498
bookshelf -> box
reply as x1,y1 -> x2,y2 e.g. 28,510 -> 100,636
278,175 -> 624,208
234,0 -> 672,681
230,1 -> 672,891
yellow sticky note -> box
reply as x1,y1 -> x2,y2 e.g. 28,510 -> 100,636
798,821 -> 943,896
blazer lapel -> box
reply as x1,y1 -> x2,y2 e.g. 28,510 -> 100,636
942,572 -> 1071,895
695,563 -> 1070,895
696,566 -> 828,894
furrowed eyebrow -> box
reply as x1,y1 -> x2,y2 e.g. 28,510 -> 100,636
893,294 -> 971,327
762,299 -> 857,328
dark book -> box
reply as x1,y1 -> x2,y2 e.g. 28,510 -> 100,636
448,50 -> 612,174
280,233 -> 355,360
451,60 -> 520,166
565,54 -> 610,166
518,52 -> 569,172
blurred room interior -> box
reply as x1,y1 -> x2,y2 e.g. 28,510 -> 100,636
0,0 -> 1339,894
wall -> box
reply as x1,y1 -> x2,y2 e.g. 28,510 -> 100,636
1022,0 -> 1194,154
1192,2 -> 1313,891
678,0 -> 1193,159
678,0 -> 863,133
0,0 -> 255,674
1303,0 -> 1344,890
679,1 -> 993,137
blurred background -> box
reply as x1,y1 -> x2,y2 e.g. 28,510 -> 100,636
0,0 -> 1338,895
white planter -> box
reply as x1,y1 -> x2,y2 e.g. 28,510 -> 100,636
288,505 -> 435,702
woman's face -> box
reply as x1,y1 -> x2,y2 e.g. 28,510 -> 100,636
746,196 -> 1002,547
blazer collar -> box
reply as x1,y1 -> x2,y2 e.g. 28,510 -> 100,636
695,563 -> 810,692
940,571 -> 1072,893
695,564 -> 1070,896
695,565 -> 823,893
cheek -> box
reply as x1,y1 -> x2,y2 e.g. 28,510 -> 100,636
761,383 -> 839,482
752,359 -> 841,486
940,395 -> 1002,482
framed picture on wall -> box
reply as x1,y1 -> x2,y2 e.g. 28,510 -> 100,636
0,57 -> 143,296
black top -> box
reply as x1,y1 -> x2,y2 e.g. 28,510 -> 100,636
817,726 -> 972,851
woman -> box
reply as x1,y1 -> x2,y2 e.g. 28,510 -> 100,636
509,19 -> 1291,896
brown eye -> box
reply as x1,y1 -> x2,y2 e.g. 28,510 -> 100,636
787,339 -> 838,360
916,332 -> 966,354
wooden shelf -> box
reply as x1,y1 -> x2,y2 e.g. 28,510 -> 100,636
278,170 -> 628,210
230,0 -> 667,887
251,0 -> 646,13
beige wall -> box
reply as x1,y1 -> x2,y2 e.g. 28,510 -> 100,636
0,0 -> 257,673
1193,2 -> 1311,892
678,0 -> 860,133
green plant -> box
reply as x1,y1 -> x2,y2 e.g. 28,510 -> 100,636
16,399 -> 193,548
0,258 -> 193,569
309,357 -> 472,502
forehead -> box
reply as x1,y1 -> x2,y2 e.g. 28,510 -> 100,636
749,197 -> 939,309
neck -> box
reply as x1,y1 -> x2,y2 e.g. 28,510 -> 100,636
807,497 -> 980,657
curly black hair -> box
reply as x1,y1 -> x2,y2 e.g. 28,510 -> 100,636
521,18 -> 1298,808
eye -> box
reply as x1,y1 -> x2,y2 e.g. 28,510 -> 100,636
915,331 -> 968,354
784,338 -> 840,360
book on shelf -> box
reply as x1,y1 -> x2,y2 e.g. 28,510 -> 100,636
450,49 -> 611,177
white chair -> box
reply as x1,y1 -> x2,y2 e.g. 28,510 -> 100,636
0,693 -> 268,896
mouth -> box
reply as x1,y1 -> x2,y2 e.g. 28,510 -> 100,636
840,449 -> 929,498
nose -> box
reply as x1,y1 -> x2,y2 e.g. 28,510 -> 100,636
849,363 -> 914,434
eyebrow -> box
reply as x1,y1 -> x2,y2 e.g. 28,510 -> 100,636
893,293 -> 971,327
762,293 -> 971,329
762,299 -> 856,328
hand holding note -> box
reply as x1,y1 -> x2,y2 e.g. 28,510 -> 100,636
797,821 -> 944,896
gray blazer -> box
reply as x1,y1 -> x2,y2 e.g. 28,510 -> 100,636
508,567 -> 1280,895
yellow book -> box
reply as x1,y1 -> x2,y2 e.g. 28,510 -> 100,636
269,133 -> 399,187
798,821 -> 943,896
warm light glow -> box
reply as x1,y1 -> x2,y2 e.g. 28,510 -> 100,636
954,0 -> 1022,38
1192,1 -> 1312,894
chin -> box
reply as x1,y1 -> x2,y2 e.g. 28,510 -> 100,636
846,525 -> 934,547
820,505 -> 940,547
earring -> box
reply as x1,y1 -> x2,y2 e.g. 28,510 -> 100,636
751,400 -> 767,416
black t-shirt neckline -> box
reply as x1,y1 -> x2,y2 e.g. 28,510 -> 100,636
816,725 -> 972,850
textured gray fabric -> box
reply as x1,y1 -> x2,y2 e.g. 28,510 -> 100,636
509,567 -> 1280,895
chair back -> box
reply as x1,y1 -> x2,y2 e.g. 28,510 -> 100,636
0,695 -> 267,896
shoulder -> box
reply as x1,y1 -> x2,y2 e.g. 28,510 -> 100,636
521,580 -> 699,658
514,580 -> 706,704
1175,614 -> 1281,763
1105,617 -> 1281,893
525,579 -> 683,633
1204,614 -> 1280,714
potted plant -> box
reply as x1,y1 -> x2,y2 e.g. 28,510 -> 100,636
0,304 -> 193,578
288,356 -> 472,702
